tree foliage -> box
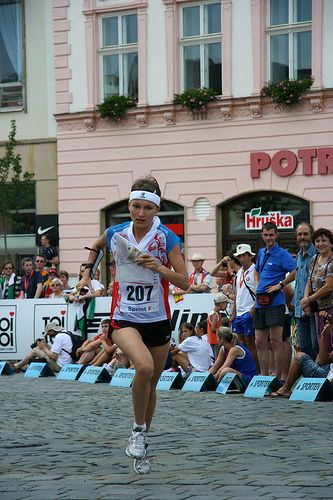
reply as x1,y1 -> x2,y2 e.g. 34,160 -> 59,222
0,120 -> 34,258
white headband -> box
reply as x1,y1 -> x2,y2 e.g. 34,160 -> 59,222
129,190 -> 160,206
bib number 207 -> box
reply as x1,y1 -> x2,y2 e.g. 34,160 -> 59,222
126,285 -> 153,302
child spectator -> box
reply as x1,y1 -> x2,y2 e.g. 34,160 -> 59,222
170,322 -> 213,376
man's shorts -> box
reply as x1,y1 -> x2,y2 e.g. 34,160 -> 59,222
254,305 -> 285,330
298,354 -> 330,378
111,319 -> 172,348
232,311 -> 254,337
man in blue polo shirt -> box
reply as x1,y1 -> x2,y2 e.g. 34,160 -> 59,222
254,222 -> 295,380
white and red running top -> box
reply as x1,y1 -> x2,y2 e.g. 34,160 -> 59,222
106,216 -> 180,323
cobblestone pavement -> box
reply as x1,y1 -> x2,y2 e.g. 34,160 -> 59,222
0,374 -> 332,500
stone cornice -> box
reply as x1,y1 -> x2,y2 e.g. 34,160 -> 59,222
54,90 -> 333,132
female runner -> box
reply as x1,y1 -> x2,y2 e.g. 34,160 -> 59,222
78,176 -> 189,474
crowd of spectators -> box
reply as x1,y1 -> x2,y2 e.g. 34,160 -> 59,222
169,222 -> 333,392
2,225 -> 333,394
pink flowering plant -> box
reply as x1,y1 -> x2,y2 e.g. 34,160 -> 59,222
261,77 -> 314,106
173,87 -> 217,114
99,95 -> 137,122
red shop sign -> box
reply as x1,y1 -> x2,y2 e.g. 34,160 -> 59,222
245,207 -> 294,230
250,147 -> 333,179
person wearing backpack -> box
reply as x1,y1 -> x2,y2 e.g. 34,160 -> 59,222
13,321 -> 76,373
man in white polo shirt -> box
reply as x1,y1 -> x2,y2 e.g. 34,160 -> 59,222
230,244 -> 259,370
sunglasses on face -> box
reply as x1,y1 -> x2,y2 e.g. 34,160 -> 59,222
36,260 -> 45,263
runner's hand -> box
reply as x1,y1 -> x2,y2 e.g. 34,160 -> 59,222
136,253 -> 161,273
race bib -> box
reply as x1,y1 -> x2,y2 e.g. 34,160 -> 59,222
119,281 -> 159,314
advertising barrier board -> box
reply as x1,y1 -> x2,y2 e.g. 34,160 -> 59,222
0,294 -> 213,360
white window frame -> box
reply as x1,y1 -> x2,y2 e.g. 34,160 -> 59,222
179,1 -> 222,93
0,0 -> 25,112
267,0 -> 312,81
99,11 -> 138,99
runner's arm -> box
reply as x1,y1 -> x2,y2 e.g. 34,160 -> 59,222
78,232 -> 107,289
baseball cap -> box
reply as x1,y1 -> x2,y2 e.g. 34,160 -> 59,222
44,322 -> 63,334
214,292 -> 233,304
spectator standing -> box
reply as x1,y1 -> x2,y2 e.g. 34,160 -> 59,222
48,278 -> 65,299
18,257 -> 43,299
59,270 -> 73,294
230,244 -> 259,371
39,233 -> 59,269
35,254 -> 50,297
0,261 -> 21,299
254,222 -> 295,380
207,292 -> 233,357
268,222 -> 317,359
300,228 -> 333,351
188,253 -> 212,293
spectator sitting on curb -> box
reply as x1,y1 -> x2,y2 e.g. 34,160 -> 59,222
76,319 -> 115,365
12,322 -> 73,373
170,322 -> 213,377
210,327 -> 257,386
271,312 -> 333,398
103,347 -> 130,375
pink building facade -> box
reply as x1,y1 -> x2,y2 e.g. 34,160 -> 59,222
54,0 -> 333,276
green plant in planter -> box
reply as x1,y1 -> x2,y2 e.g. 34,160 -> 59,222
173,87 -> 217,117
261,76 -> 314,106
98,95 -> 137,122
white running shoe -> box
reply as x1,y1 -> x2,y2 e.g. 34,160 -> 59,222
125,428 -> 147,459
133,446 -> 151,475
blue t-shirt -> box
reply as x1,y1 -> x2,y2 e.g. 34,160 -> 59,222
20,271 -> 42,298
255,244 -> 296,308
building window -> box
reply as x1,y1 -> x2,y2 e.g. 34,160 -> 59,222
267,0 -> 312,82
100,12 -> 138,100
180,1 -> 222,93
0,0 -> 24,111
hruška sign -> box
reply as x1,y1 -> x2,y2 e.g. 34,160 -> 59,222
245,207 -> 294,230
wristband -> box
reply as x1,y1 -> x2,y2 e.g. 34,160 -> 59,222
279,281 -> 285,289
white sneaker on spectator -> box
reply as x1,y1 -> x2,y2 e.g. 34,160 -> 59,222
133,446 -> 151,475
125,428 -> 147,458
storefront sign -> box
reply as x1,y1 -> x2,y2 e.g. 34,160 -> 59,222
250,148 -> 333,179
245,207 -> 294,230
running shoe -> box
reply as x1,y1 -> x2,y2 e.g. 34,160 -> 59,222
125,428 -> 147,458
133,446 -> 151,475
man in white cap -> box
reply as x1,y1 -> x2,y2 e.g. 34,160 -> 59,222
13,322 -> 74,373
188,252 -> 212,293
230,244 -> 259,370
